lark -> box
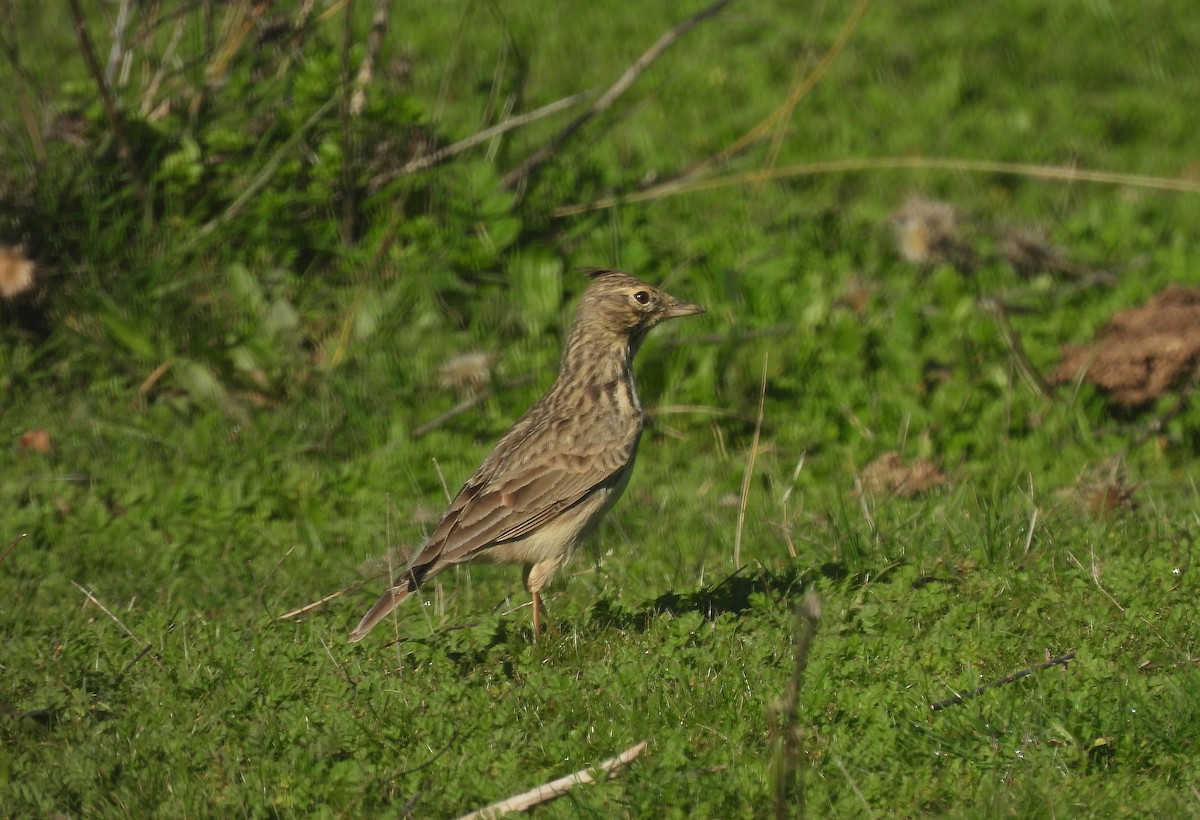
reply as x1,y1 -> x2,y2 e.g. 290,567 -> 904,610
349,268 -> 704,642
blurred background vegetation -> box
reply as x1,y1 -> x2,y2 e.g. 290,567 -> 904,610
3,0 -> 1200,814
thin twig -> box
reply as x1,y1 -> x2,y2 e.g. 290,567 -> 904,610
104,643 -> 155,696
552,156 -> 1200,218
978,298 -> 1048,398
191,96 -> 339,244
105,0 -> 135,86
779,452 -> 807,561
930,650 -> 1075,711
71,580 -> 165,669
770,595 -> 821,819
660,324 -> 793,349
674,0 -> 869,186
256,544 -> 298,620
278,572 -> 384,621
411,374 -> 537,439
338,0 -> 357,244
734,353 -> 768,569
0,3 -> 46,160
831,754 -> 876,819
1022,507 -> 1039,556
138,17 -> 187,118
350,0 -> 392,116
67,0 -> 149,204
1067,548 -> 1126,612
1,533 -> 26,566
498,0 -> 736,191
377,91 -> 592,183
458,741 -> 648,819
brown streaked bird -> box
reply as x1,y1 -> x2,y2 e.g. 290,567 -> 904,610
349,268 -> 704,642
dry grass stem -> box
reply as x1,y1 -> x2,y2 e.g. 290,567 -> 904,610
552,157 -> 1200,218
734,354 -> 768,568
278,573 -> 385,621
256,545 -> 298,620
771,595 -> 821,819
68,0 -> 148,203
677,0 -> 869,185
350,0 -> 392,116
383,91 -> 593,181
71,580 -> 165,669
1,533 -> 27,566
979,298 -> 1048,398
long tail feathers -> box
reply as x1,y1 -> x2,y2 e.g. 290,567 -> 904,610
348,584 -> 411,643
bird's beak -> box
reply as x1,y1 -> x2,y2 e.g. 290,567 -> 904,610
663,299 -> 705,319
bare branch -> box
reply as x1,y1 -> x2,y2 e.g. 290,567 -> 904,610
376,91 -> 592,185
67,0 -> 149,204
499,0 -> 736,191
350,0 -> 393,115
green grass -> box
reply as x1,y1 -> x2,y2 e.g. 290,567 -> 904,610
4,0 -> 1200,815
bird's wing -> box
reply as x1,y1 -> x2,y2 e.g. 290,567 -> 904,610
409,437 -> 638,575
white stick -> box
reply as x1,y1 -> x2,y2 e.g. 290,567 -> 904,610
458,741 -> 648,819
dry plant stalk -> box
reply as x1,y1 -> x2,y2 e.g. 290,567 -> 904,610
1,533 -> 27,566
734,353 -> 769,568
499,0 -> 736,191
71,580 -> 165,670
552,157 -> 1200,218
67,0 -> 148,204
458,740 -> 648,819
770,595 -> 822,819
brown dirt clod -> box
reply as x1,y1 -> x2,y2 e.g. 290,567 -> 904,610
1051,285 -> 1200,408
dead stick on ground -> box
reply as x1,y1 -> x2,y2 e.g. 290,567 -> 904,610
498,0 -> 736,191
71,580 -> 165,670
930,650 -> 1075,712
458,740 -> 648,819
734,353 -> 768,569
770,595 -> 822,820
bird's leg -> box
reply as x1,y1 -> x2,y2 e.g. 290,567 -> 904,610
532,591 -> 541,638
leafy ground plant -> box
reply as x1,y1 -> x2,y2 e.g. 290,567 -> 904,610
3,0 -> 1200,816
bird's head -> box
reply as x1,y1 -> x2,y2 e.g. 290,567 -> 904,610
574,268 -> 704,340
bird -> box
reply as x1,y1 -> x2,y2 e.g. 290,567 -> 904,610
348,268 -> 704,642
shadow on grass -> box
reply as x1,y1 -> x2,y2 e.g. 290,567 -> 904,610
589,561 -> 865,633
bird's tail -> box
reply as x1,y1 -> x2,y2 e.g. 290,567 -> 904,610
348,583 -> 412,643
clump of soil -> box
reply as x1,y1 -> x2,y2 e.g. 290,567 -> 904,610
1051,285 -> 1200,408
856,452 -> 947,498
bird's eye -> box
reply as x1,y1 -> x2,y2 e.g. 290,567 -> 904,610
633,291 -> 652,305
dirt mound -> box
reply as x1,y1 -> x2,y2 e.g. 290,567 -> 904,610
1051,285 -> 1200,408
856,452 -> 947,498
